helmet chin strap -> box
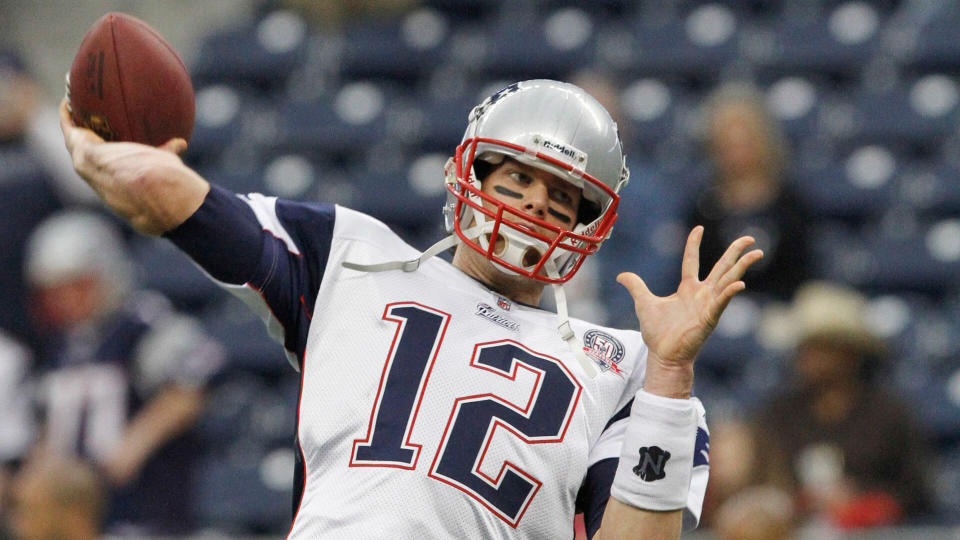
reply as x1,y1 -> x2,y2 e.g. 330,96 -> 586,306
546,260 -> 598,379
343,229 -> 599,380
341,225 -> 482,273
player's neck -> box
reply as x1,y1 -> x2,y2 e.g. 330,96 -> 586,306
452,246 -> 545,306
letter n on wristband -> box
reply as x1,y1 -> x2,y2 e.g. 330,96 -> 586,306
610,390 -> 701,511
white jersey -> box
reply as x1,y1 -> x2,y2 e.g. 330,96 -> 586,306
165,185 -> 709,539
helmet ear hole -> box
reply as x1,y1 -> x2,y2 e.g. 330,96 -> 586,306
577,198 -> 602,226
521,246 -> 542,268
472,159 -> 496,183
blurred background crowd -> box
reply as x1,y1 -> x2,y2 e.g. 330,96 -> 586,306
1,0 -> 960,538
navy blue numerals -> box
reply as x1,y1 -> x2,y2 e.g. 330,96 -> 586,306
351,303 -> 451,468
429,340 -> 581,526
350,304 -> 582,527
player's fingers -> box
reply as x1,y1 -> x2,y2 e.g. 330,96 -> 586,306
59,98 -> 76,147
159,137 -> 188,155
680,226 -> 704,282
708,280 -> 747,324
716,249 -> 764,292
617,272 -> 654,304
59,98 -> 104,153
704,235 -> 755,286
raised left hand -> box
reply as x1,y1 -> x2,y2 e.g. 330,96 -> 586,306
617,226 -> 762,397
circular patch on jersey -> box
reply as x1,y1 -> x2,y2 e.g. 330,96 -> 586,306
583,329 -> 626,372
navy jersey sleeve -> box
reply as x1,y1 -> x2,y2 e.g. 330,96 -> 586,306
164,184 -> 335,369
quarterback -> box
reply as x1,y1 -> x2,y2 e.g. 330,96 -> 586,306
60,80 -> 761,539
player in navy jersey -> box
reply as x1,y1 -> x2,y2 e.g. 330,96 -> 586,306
23,210 -> 224,535
59,80 -> 761,539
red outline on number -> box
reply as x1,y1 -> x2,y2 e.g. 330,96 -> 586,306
349,301 -> 451,470
427,339 -> 583,528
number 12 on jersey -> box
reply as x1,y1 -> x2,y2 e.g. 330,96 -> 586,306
350,302 -> 583,527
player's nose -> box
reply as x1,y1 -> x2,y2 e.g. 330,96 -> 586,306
523,180 -> 549,218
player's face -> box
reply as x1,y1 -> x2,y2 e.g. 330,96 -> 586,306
31,275 -> 101,330
479,158 -> 582,237
709,103 -> 769,179
794,339 -> 860,386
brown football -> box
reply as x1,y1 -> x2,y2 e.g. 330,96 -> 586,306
68,12 -> 194,145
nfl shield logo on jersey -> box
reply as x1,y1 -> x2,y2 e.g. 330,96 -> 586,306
582,330 -> 625,374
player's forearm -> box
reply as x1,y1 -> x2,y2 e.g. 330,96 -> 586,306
596,497 -> 682,540
75,145 -> 209,235
104,385 -> 204,485
116,160 -> 209,235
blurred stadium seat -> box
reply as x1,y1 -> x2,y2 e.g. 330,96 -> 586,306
897,2 -> 960,73
791,145 -> 898,221
338,9 -> 452,85
750,1 -> 882,82
467,9 -> 600,81
192,10 -> 308,91
618,4 -> 740,83
201,296 -> 291,375
839,76 -> 960,150
131,237 -> 223,311
272,81 -> 394,159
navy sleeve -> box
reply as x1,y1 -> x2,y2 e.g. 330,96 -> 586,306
163,184 -> 263,284
576,458 -> 617,539
164,184 -> 336,364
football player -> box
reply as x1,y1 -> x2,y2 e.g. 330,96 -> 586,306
60,80 -> 761,539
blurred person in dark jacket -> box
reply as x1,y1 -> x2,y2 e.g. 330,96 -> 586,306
0,49 -> 98,348
753,282 -> 933,529
0,331 -> 35,540
689,83 -> 811,300
22,210 -> 224,536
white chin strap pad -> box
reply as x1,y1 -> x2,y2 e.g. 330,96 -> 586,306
547,262 -> 597,379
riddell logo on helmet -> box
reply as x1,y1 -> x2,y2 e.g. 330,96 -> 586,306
539,138 -> 575,158
538,137 -> 586,164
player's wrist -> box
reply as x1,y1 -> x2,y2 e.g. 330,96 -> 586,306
642,353 -> 694,399
610,390 -> 702,513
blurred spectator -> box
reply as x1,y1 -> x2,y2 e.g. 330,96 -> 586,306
23,211 -> 224,536
699,417 -> 761,528
689,83 -> 811,300
753,282 -> 933,529
0,49 -> 97,348
9,455 -> 105,540
713,485 -> 796,540
0,330 -> 35,539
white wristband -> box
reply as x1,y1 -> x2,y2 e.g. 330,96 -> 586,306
610,390 -> 701,512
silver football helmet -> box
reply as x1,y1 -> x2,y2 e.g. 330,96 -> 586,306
443,79 -> 630,283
